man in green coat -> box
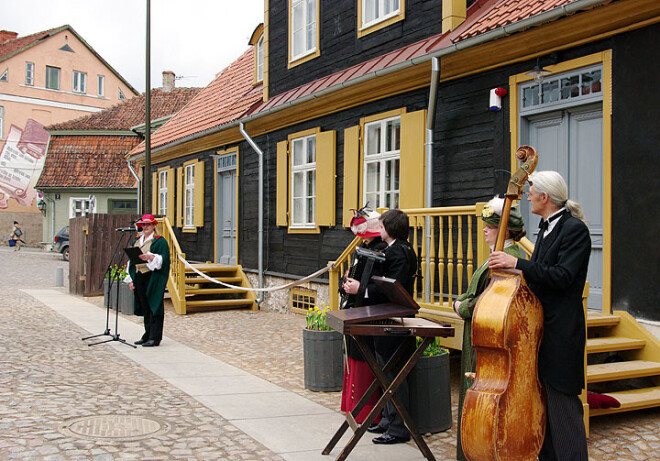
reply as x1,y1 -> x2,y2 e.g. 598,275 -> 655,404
453,197 -> 526,461
125,214 -> 170,347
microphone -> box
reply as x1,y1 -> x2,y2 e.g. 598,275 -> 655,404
115,226 -> 137,232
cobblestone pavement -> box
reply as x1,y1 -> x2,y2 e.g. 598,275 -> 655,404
1,247 -> 659,460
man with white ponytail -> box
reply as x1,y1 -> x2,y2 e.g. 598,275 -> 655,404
489,171 -> 591,461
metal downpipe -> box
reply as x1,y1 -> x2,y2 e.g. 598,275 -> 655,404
424,57 -> 440,303
127,159 -> 141,215
239,122 -> 264,306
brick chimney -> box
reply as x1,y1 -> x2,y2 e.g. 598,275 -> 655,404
162,71 -> 175,92
0,30 -> 19,43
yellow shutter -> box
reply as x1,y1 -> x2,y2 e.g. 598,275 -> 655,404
151,171 -> 158,214
315,130 -> 336,227
194,160 -> 205,227
342,125 -> 360,227
176,166 -> 183,227
399,110 -> 426,210
276,140 -> 289,227
166,167 -> 175,225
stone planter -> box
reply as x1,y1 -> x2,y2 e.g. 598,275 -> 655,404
103,279 -> 135,314
408,352 -> 452,434
303,328 -> 343,392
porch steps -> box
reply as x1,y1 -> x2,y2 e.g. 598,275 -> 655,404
585,310 -> 660,422
172,263 -> 257,314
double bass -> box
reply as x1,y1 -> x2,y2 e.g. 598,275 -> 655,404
461,146 -> 546,461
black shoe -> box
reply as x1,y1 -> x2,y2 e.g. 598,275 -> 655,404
367,425 -> 386,434
142,340 -> 159,347
372,434 -> 410,445
134,339 -> 146,345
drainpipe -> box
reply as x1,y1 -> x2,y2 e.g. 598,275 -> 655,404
46,195 -> 56,248
127,159 -> 142,215
239,122 -> 264,307
424,57 -> 440,303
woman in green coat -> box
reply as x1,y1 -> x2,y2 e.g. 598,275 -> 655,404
453,197 -> 526,461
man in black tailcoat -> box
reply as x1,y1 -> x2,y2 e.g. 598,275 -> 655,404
490,170 -> 591,461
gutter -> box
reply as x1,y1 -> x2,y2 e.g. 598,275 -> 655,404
424,57 -> 440,303
238,122 -> 264,307
127,159 -> 142,215
131,0 -> 610,160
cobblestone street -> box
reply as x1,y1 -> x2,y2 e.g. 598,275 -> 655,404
0,247 -> 659,460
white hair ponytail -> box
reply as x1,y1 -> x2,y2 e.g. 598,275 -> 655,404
529,171 -> 587,223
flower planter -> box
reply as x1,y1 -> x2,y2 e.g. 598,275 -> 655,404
408,352 -> 452,434
303,328 -> 343,392
103,279 -> 135,314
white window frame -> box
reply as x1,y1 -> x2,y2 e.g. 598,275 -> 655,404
69,197 -> 95,218
73,70 -> 87,94
290,134 -> 316,228
184,164 -> 195,229
97,75 -> 105,97
46,66 -> 60,90
290,0 -> 317,61
25,62 -> 34,86
158,170 -> 168,216
363,116 -> 400,209
361,0 -> 401,29
118,88 -> 126,100
0,106 -> 4,140
0,68 -> 7,82
256,35 -> 264,82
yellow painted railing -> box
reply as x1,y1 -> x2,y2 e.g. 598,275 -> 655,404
328,235 -> 363,311
156,217 -> 187,314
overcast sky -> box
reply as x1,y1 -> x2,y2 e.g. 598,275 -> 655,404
2,0 -> 264,93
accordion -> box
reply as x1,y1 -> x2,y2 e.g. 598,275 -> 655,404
339,246 -> 386,310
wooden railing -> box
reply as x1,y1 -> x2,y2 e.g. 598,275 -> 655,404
328,235 -> 363,311
156,217 -> 187,314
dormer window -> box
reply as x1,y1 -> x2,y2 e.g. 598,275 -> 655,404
289,0 -> 319,67
256,35 -> 264,83
358,0 -> 405,38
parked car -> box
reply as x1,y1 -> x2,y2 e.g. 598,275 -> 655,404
53,226 -> 69,261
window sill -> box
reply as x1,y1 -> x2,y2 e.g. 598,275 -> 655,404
287,225 -> 321,234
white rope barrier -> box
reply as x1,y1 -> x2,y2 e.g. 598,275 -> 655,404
177,253 -> 334,292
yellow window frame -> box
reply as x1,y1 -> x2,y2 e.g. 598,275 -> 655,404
357,0 -> 406,39
288,0 -> 321,69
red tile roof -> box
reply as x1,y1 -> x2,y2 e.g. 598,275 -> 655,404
457,0 -> 574,40
0,26 -> 65,62
47,87 -> 202,131
36,136 -> 140,189
129,47 -> 261,156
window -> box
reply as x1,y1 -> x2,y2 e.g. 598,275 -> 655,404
520,66 -> 603,112
97,75 -> 105,97
0,106 -> 4,139
108,199 -> 137,214
25,62 -> 34,86
256,35 -> 264,82
73,71 -> 87,93
184,164 -> 195,228
70,197 -> 94,218
290,134 -> 316,227
158,169 -> 168,216
290,0 -> 318,62
363,116 -> 400,209
46,66 -> 60,90
0,68 -> 7,82
359,0 -> 404,36
276,128 -> 336,231
118,88 -> 126,100
290,287 -> 317,314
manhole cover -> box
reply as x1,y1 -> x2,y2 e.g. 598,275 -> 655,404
60,415 -> 170,441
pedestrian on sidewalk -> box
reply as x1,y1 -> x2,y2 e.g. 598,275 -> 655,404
9,221 -> 25,250
124,214 -> 170,347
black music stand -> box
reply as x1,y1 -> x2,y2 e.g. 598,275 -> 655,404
82,226 -> 137,348
323,277 -> 454,461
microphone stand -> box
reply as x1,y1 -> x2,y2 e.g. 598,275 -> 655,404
83,225 -> 137,348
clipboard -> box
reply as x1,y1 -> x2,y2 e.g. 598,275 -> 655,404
124,246 -> 144,266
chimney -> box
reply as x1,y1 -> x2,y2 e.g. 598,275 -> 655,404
0,30 -> 19,43
162,71 -> 176,92
442,0 -> 466,34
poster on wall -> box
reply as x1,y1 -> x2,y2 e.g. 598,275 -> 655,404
0,119 -> 49,210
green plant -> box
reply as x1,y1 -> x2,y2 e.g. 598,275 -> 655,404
305,303 -> 334,331
105,264 -> 128,280
417,336 -> 448,357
